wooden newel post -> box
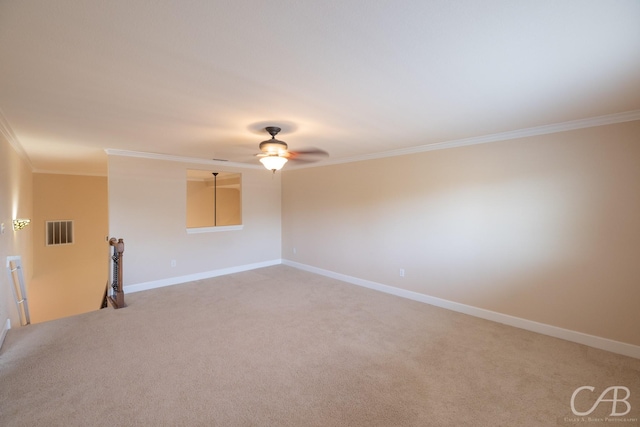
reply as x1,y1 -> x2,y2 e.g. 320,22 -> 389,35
108,237 -> 126,309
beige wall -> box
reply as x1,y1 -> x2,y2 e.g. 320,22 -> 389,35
30,174 -> 108,323
108,156 -> 280,286
282,120 -> 640,346
0,133 -> 33,330
216,188 -> 241,226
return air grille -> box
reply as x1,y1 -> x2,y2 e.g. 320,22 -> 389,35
46,220 -> 74,246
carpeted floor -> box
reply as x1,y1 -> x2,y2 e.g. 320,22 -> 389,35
1,265 -> 638,426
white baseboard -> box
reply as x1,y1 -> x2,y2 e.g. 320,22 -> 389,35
123,259 -> 282,294
0,318 -> 10,351
283,259 -> 640,359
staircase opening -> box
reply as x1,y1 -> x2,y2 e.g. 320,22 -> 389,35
30,173 -> 108,323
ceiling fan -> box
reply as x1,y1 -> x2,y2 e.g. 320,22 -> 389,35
256,126 -> 328,172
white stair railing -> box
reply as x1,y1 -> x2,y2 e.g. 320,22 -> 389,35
6,256 -> 30,326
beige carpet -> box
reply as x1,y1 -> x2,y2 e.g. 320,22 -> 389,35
1,265 -> 638,426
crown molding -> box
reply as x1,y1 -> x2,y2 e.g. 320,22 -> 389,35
104,149 -> 262,170
32,169 -> 108,177
297,109 -> 640,169
0,108 -> 34,170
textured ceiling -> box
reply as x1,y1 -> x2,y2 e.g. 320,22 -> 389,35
1,0 -> 639,175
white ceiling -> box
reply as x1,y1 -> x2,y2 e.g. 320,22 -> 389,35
1,0 -> 639,175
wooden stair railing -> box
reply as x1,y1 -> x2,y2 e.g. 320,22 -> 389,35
106,237 -> 126,309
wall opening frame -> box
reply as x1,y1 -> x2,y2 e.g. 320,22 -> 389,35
186,170 -> 242,232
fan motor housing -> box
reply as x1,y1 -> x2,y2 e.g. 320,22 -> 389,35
259,139 -> 288,154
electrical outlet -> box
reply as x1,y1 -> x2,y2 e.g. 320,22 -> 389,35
171,259 -> 177,267
293,247 -> 297,254
0,223 -> 4,234
399,268 -> 405,277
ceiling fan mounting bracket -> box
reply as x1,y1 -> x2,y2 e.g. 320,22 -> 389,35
265,126 -> 281,138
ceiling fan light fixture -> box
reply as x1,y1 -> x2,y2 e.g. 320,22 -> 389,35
260,155 -> 288,172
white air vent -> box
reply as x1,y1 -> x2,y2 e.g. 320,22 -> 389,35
46,220 -> 74,246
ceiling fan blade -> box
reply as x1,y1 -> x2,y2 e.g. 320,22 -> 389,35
290,148 -> 329,156
287,157 -> 320,164
284,148 -> 329,161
